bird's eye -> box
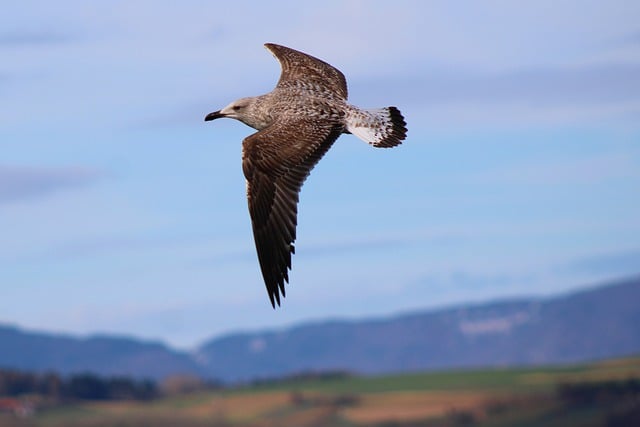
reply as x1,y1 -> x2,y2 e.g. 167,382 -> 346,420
233,105 -> 241,111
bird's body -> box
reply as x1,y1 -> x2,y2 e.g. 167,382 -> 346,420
205,43 -> 407,307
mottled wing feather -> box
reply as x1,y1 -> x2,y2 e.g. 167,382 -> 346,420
265,43 -> 348,100
242,118 -> 343,307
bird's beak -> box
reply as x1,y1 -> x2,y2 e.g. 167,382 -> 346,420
204,110 -> 225,122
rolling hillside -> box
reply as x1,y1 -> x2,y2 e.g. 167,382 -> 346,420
0,326 -> 202,380
197,276 -> 640,381
1,276 -> 638,381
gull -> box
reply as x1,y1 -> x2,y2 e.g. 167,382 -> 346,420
205,43 -> 407,307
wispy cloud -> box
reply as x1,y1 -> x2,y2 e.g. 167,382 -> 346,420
395,63 -> 637,105
351,62 -> 640,125
0,30 -> 76,47
616,30 -> 640,47
0,165 -> 101,204
473,152 -> 639,186
5,231 -> 219,265
301,235 -> 413,258
10,234 -> 170,263
560,249 -> 640,276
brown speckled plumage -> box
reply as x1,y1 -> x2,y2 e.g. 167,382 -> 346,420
205,43 -> 407,307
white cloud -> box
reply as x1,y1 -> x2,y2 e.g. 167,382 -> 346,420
0,165 -> 101,203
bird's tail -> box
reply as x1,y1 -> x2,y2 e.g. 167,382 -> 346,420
346,106 -> 407,148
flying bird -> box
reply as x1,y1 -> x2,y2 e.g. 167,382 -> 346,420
205,43 -> 407,307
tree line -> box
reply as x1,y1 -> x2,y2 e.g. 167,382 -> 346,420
0,369 -> 157,401
557,378 -> 640,404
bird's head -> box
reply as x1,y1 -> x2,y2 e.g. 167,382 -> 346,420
204,97 -> 254,122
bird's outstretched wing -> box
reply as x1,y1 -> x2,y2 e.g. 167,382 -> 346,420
242,117 -> 343,307
265,43 -> 348,100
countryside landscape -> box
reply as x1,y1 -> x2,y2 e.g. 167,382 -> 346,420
1,357 -> 639,426
1,277 -> 639,426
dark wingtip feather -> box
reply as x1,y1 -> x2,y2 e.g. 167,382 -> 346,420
374,107 -> 407,148
388,106 -> 408,144
269,289 -> 281,308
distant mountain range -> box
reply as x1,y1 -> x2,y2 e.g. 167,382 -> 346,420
0,326 -> 203,380
1,276 -> 639,382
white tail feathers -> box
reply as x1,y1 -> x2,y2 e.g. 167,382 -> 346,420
346,106 -> 407,148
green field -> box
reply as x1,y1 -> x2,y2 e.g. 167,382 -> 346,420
2,356 -> 639,427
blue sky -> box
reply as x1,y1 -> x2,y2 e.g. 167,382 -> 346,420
1,1 -> 639,349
